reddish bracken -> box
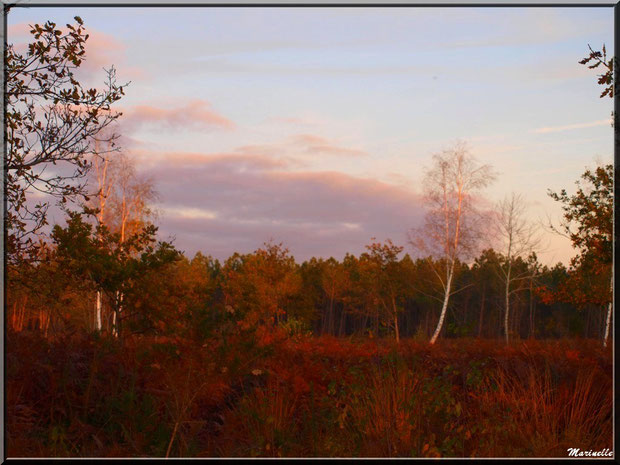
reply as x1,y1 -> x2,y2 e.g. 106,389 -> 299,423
6,330 -> 612,458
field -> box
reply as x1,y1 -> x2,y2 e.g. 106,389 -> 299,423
6,329 -> 613,458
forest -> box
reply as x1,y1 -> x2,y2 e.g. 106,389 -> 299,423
4,16 -> 614,458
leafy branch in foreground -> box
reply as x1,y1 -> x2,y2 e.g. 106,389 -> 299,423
5,16 -> 128,262
579,44 -> 614,98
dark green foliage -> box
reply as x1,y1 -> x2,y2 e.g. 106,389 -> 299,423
51,210 -> 180,337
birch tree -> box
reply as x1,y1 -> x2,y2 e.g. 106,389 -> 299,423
86,151 -> 157,335
51,211 -> 179,339
548,164 -> 613,347
495,193 -> 541,343
91,141 -> 114,331
102,153 -> 157,242
409,142 -> 495,345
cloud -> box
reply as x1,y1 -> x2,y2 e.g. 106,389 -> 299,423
134,151 -> 287,172
7,22 -> 33,37
293,134 -> 367,158
80,31 -> 125,73
533,119 -> 612,134
159,206 -> 217,220
120,100 -> 235,133
234,133 -> 367,163
140,150 -> 424,261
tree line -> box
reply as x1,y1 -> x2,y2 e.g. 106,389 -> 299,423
6,230 -> 612,344
4,18 -> 614,346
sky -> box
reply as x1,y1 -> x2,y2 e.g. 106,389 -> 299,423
6,6 -> 614,265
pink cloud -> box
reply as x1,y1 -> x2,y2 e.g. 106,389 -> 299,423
293,134 -> 367,157
7,22 -> 32,37
121,100 -> 234,133
80,30 -> 125,73
235,133 -> 367,161
133,150 -> 286,171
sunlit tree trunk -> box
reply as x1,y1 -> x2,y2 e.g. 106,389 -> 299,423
121,195 -> 127,243
504,259 -> 512,344
44,310 -> 50,337
15,296 -> 28,332
112,153 -> 152,337
430,262 -> 454,345
393,310 -> 400,344
430,165 -> 462,346
478,282 -> 486,338
603,272 -> 613,347
95,292 -> 103,332
93,147 -> 111,332
430,160 -> 460,346
390,294 -> 400,343
528,277 -> 535,339
496,193 -> 540,343
389,274 -> 402,343
328,290 -> 335,335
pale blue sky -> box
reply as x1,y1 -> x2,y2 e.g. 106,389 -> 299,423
7,6 -> 614,265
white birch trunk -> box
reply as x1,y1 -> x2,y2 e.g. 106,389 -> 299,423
603,271 -> 613,347
94,150 -> 109,334
112,310 -> 117,337
504,262 -> 512,344
430,264 -> 454,345
95,290 -> 102,331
